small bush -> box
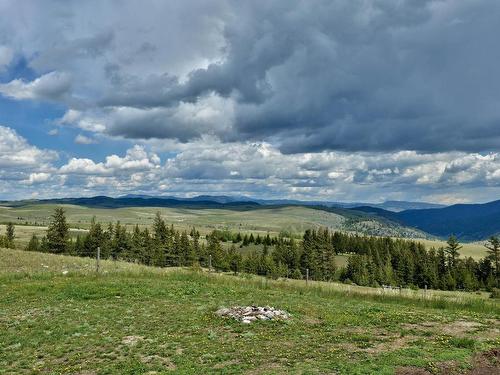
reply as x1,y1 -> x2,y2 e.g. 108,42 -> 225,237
490,288 -> 500,299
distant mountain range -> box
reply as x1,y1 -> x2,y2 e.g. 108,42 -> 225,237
120,194 -> 444,212
351,200 -> 500,241
2,194 -> 500,240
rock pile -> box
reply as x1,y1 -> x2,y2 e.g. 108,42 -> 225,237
216,306 -> 290,324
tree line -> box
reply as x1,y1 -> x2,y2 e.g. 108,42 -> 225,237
340,234 -> 498,291
12,207 -> 500,291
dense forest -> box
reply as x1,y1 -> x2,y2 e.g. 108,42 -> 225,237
2,207 -> 499,292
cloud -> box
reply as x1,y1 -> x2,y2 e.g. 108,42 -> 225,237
0,45 -> 14,71
1,1 -> 500,202
0,71 -> 71,101
1,1 -> 499,153
59,158 -> 108,175
3,123 -> 500,202
59,145 -> 160,176
25,172 -> 51,185
0,125 -> 57,168
74,134 -> 97,144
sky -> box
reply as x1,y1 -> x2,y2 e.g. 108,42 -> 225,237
1,0 -> 500,203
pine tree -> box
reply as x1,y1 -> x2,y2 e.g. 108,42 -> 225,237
207,232 -> 226,271
26,234 -> 40,252
153,212 -> 168,244
485,236 -> 500,287
5,222 -> 15,248
300,229 -> 315,277
83,217 -> 103,257
73,235 -> 84,256
179,231 -> 194,266
242,234 -> 249,247
445,235 -> 462,269
47,208 -> 69,254
111,221 -> 130,260
227,244 -> 242,275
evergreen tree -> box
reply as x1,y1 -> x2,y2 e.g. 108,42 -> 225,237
47,208 -> 69,254
227,244 -> 242,275
73,235 -> 84,256
242,234 -> 249,247
83,217 -> 103,257
153,212 -> 168,244
5,222 -> 15,248
207,232 -> 226,270
26,234 -> 40,252
445,235 -> 462,269
485,236 -> 500,287
111,221 -> 130,259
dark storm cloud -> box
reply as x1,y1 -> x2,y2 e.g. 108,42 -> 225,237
2,0 -> 500,153
74,0 -> 500,153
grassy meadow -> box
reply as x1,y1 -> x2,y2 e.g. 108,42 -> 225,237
0,204 -> 345,235
0,248 -> 499,374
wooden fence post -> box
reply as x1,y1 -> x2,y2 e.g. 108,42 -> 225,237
96,246 -> 100,274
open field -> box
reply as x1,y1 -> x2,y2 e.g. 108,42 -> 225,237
415,239 -> 489,260
1,248 -> 499,374
0,204 -> 345,234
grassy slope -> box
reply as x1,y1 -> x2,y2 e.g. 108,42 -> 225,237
0,248 -> 498,374
0,203 -> 426,240
0,204 -> 346,233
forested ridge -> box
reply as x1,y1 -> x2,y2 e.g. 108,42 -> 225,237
3,208 -> 499,292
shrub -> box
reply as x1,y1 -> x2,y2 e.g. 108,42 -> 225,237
490,288 -> 500,299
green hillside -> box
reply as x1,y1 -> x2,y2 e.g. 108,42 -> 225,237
0,203 -> 427,242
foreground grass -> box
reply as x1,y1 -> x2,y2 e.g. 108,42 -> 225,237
0,249 -> 499,374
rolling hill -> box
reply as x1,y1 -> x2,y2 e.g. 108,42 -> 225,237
119,195 -> 445,211
5,195 -> 500,240
0,196 -> 429,239
395,200 -> 500,240
353,199 -> 500,241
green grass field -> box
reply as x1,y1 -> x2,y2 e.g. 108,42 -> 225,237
1,248 -> 498,374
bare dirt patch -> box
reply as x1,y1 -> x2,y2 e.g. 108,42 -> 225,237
338,334 -> 419,355
213,359 -> 241,369
396,349 -> 500,375
121,335 -> 143,346
395,367 -> 432,375
303,316 -> 322,325
441,320 -> 483,336
468,348 -> 500,375
140,354 -> 176,370
402,320 -> 488,338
